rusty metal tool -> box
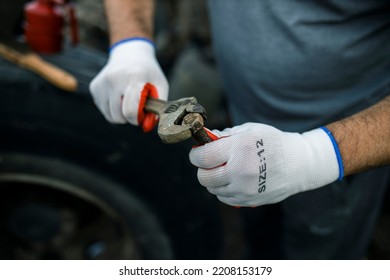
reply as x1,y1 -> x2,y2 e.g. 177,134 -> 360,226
144,96 -> 214,144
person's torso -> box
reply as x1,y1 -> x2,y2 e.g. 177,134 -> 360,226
207,0 -> 390,131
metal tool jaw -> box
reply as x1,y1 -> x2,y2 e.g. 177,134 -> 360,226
157,97 -> 207,144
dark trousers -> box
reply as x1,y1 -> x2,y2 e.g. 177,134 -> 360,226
240,166 -> 390,259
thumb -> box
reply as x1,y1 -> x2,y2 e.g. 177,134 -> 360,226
189,136 -> 230,169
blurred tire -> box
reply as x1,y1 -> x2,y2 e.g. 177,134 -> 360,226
0,46 -> 223,259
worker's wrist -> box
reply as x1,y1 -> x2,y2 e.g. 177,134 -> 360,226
320,126 -> 344,180
108,38 -> 156,64
283,128 -> 341,193
303,128 -> 341,185
109,37 -> 155,54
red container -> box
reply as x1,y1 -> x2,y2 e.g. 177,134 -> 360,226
24,0 -> 78,54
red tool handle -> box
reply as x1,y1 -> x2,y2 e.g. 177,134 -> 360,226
204,128 -> 219,141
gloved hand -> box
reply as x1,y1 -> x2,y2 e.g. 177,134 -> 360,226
189,123 -> 343,207
89,38 -> 168,132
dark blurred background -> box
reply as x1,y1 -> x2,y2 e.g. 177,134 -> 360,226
0,0 -> 388,259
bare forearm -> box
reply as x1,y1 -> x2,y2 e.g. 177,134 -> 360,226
326,95 -> 390,176
104,0 -> 155,45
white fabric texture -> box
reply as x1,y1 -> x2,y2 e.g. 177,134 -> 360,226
89,40 -> 168,124
189,123 -> 340,207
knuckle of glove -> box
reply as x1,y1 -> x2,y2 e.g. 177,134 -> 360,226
90,70 -> 108,98
157,79 -> 169,100
122,84 -> 144,126
152,79 -> 169,101
197,165 -> 229,188
122,103 -> 137,124
189,138 -> 229,169
89,74 -> 115,122
217,193 -> 259,208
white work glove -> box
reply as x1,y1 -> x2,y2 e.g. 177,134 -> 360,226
90,38 -> 168,132
189,123 -> 344,207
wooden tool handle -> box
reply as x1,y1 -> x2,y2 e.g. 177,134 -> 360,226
22,53 -> 78,92
0,43 -> 78,92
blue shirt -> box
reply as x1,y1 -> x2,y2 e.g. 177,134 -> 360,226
207,0 -> 390,131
